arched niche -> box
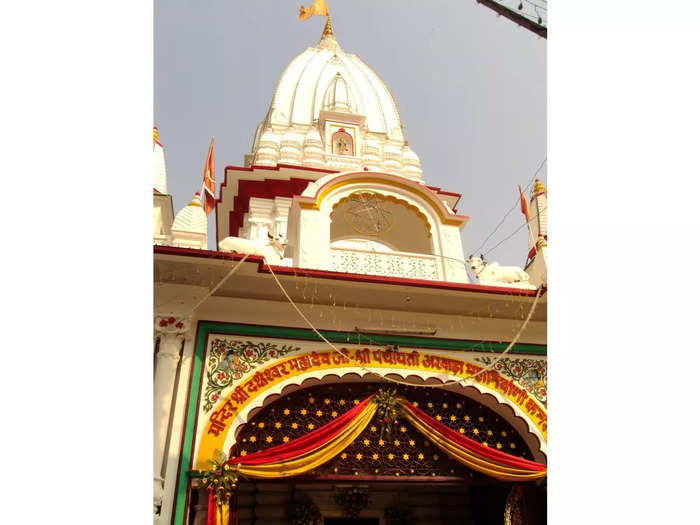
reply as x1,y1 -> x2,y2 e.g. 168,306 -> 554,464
288,171 -> 470,283
330,191 -> 433,255
330,129 -> 355,156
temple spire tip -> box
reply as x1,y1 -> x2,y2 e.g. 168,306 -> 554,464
322,16 -> 333,37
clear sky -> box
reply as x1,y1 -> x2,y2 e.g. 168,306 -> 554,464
155,0 -> 546,270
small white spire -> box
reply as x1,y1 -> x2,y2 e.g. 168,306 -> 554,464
153,126 -> 168,194
171,191 -> 207,249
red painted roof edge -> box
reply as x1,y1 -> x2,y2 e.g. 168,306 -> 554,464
426,185 -> 462,211
154,245 -> 544,297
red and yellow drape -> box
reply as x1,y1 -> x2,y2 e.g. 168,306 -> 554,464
205,394 -> 545,524
229,396 -> 376,477
400,400 -> 546,481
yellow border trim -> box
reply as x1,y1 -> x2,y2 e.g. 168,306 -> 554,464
298,175 -> 468,227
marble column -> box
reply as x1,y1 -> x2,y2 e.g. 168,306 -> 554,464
154,315 -> 191,510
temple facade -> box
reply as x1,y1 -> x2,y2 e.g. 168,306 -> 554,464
154,18 -> 547,525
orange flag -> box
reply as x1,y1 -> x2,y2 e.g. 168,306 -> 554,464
299,0 -> 328,20
203,137 -> 216,216
519,185 -> 532,222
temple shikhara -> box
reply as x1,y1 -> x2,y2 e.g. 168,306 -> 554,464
154,12 -> 547,525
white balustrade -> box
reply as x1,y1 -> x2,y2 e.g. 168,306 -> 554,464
330,246 -> 438,280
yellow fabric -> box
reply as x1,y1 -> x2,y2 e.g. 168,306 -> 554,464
299,0 -> 328,20
216,503 -> 229,525
239,402 -> 376,479
402,407 -> 546,481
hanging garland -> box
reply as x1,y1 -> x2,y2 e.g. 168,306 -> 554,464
374,387 -> 401,440
334,487 -> 369,518
201,451 -> 239,508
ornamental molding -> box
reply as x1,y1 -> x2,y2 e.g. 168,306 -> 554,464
154,315 -> 192,338
295,172 -> 469,227
192,338 -> 548,469
474,356 -> 547,407
202,339 -> 302,412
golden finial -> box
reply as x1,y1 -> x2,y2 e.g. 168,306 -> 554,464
153,126 -> 160,143
187,192 -> 202,207
322,16 -> 333,37
533,178 -> 546,194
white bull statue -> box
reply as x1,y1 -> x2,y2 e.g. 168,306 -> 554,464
467,255 -> 532,287
218,233 -> 286,263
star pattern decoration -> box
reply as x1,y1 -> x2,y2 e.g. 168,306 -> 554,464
231,383 -> 532,478
343,193 -> 393,236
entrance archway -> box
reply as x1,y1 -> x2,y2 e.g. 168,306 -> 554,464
228,381 -> 539,525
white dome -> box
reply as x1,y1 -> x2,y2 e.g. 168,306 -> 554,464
172,193 -> 207,234
321,72 -> 357,114
262,27 -> 405,141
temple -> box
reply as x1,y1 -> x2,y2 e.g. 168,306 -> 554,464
154,17 -> 547,525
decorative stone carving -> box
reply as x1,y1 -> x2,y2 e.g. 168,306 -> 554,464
330,248 -> 438,280
361,139 -> 382,170
254,129 -> 280,166
279,130 -> 304,165
381,144 -> 403,173
402,145 -> 422,180
302,127 -> 325,167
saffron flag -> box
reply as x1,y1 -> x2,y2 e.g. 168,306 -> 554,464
299,0 -> 328,20
203,137 -> 216,216
519,185 -> 532,222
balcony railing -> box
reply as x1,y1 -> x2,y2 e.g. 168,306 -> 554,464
330,247 -> 439,280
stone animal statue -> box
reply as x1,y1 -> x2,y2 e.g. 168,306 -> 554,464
218,232 -> 286,263
467,254 -> 530,285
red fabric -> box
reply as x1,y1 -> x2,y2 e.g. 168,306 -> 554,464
206,491 -> 216,525
228,396 -> 373,466
402,400 -> 546,471
203,137 -> 216,215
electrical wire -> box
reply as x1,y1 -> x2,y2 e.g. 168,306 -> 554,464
263,255 -> 543,389
469,157 -> 547,257
482,205 -> 547,257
